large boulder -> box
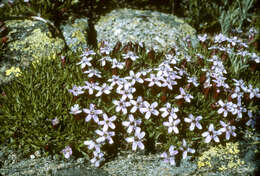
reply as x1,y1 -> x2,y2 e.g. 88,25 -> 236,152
95,8 -> 198,52
0,19 -> 65,86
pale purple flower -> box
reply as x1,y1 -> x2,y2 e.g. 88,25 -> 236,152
165,54 -> 180,65
174,66 -> 187,76
98,56 -> 113,66
218,121 -> 237,140
187,76 -> 199,87
217,100 -> 229,117
100,46 -> 112,55
122,51 -> 139,61
179,139 -> 195,160
84,140 -> 101,152
52,117 -> 59,126
107,75 -> 124,87
68,85 -> 84,96
76,56 -> 92,68
90,150 -> 105,167
98,113 -> 117,131
83,104 -> 103,123
160,145 -> 178,166
232,79 -> 247,92
231,86 -> 244,101
125,127 -> 145,151
95,129 -> 115,144
184,114 -> 203,131
81,49 -> 96,57
130,96 -> 145,113
82,81 -> 99,95
175,87 -> 194,103
122,114 -> 142,134
140,101 -> 159,119
159,103 -> 172,118
61,146 -> 72,159
202,124 -> 221,143
111,59 -> 125,69
83,68 -> 102,78
246,84 -> 260,99
116,83 -> 136,100
70,104 -> 82,115
113,98 -> 131,115
145,74 -> 162,87
95,83 -> 112,97
198,34 -> 207,42
163,117 -> 181,134
125,70 -> 144,85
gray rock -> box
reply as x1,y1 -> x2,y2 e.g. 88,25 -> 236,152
95,8 -> 198,52
60,17 -> 90,53
0,19 -> 65,86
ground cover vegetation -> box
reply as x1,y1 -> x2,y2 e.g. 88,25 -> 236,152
0,0 -> 260,171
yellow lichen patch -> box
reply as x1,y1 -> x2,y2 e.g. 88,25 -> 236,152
5,66 -> 22,77
197,142 -> 246,172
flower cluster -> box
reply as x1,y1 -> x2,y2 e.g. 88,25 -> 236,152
65,32 -> 259,167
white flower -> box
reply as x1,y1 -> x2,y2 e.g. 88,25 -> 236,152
100,46 -> 112,55
159,103 -> 172,118
83,104 -> 103,123
84,140 -> 101,152
140,101 -> 159,119
116,83 -> 136,100
95,129 -> 115,144
217,100 -> 228,117
122,51 -> 139,61
83,68 -> 102,78
163,117 -> 181,134
82,81 -> 99,95
98,113 -> 117,131
218,121 -> 236,140
70,104 -> 82,115
202,124 -> 221,143
113,98 -> 131,115
184,114 -> 203,131
95,83 -> 112,97
187,76 -> 199,87
111,59 -> 125,69
160,145 -> 178,166
76,56 -> 92,68
52,117 -> 59,126
175,87 -> 193,103
145,74 -> 162,87
68,85 -> 84,96
125,70 -> 144,86
61,146 -> 72,159
130,96 -> 145,113
125,127 -> 145,151
198,34 -> 207,42
179,139 -> 195,160
122,114 -> 142,134
98,56 -> 113,66
246,84 -> 260,99
90,150 -> 105,167
108,75 -> 124,87
81,49 -> 96,57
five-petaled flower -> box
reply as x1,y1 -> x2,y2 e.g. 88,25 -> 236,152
184,114 -> 203,131
163,117 -> 181,134
83,104 -> 103,123
218,121 -> 237,140
160,145 -> 179,166
202,124 -> 221,143
122,114 -> 142,134
175,87 -> 194,103
61,146 -> 72,159
140,101 -> 159,119
70,104 -> 82,115
98,113 -> 117,131
125,127 -> 145,151
179,139 -> 195,160
113,98 -> 131,115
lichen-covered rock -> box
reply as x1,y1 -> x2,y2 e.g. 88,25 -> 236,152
95,8 -> 198,52
0,19 -> 65,86
60,18 -> 89,53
